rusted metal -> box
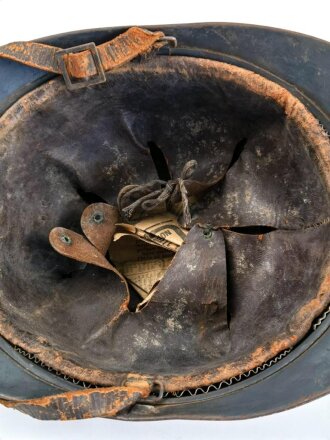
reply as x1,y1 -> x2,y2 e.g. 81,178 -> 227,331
55,42 -> 107,90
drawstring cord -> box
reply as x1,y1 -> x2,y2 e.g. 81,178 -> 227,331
118,160 -> 198,228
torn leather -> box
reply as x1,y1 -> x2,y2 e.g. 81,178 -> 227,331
0,56 -> 329,394
0,383 -> 151,420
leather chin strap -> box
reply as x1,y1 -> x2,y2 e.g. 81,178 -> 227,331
0,29 -> 171,418
0,27 -> 172,90
0,27 -> 169,420
0,383 -> 152,420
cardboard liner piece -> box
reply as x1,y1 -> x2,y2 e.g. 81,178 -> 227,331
110,213 -> 188,298
109,235 -> 173,298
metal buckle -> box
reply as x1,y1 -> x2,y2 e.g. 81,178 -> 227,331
157,36 -> 178,48
55,42 -> 106,91
137,380 -> 164,404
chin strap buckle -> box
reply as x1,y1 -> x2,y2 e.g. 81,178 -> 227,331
55,42 -> 106,91
0,27 -> 177,91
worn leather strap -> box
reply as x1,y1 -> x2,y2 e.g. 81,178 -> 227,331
0,27 -> 165,79
0,384 -> 151,420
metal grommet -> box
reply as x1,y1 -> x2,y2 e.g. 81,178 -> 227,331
203,225 -> 213,239
158,36 -> 177,48
92,211 -> 104,224
60,234 -> 72,245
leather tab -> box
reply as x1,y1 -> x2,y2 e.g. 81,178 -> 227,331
0,384 -> 151,420
80,203 -> 119,255
49,227 -> 114,270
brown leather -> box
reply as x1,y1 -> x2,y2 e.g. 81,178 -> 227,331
49,225 -> 130,307
0,383 -> 151,420
80,203 -> 119,255
0,56 -> 329,399
0,27 -> 165,79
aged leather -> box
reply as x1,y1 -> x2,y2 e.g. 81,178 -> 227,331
117,159 -> 201,227
0,48 -> 329,419
80,203 -> 119,255
0,383 -> 151,420
0,27 -> 165,80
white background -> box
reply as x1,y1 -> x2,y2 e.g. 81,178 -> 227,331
0,0 -> 329,438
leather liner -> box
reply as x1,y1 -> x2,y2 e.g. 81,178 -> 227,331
0,56 -> 329,392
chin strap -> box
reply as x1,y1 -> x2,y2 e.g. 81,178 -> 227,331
0,382 -> 152,420
0,27 -> 176,90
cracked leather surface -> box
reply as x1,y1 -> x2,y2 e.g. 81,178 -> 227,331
0,56 -> 329,390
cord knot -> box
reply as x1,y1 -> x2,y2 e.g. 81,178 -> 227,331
118,160 -> 198,228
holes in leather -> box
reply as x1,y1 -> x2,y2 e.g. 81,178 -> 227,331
227,226 -> 277,234
227,137 -> 248,170
148,141 -> 171,181
127,284 -> 143,312
76,187 -> 107,205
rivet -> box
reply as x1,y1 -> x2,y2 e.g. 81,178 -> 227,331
92,211 -> 104,224
60,234 -> 72,245
203,226 -> 213,239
